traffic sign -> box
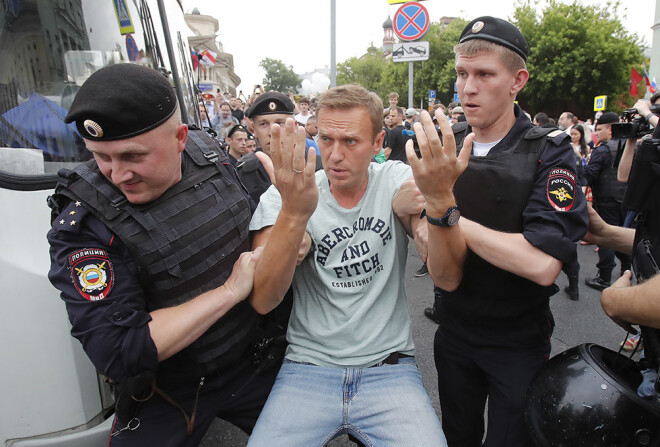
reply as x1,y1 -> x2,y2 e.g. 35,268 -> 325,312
393,2 -> 429,41
453,93 -> 461,104
392,41 -> 430,62
126,34 -> 139,62
594,95 -> 607,111
428,90 -> 436,101
388,0 -> 427,4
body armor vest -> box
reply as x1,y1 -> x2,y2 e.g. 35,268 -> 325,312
52,129 -> 257,374
236,151 -> 272,205
440,126 -> 561,325
593,139 -> 627,205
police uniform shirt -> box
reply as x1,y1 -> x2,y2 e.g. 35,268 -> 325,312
581,139 -> 618,187
441,105 -> 588,346
48,201 -> 159,382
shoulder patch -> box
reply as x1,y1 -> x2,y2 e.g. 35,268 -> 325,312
546,168 -> 576,212
69,248 -> 114,301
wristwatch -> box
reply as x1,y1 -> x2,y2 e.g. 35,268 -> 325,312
420,206 -> 460,227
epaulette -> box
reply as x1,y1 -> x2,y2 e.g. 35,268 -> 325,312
524,126 -> 569,145
236,152 -> 265,173
51,199 -> 90,234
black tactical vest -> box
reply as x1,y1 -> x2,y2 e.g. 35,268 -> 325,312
592,139 -> 627,205
440,126 -> 564,325
52,129 -> 257,374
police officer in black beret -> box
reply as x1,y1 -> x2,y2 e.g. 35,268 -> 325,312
237,92 -> 322,205
232,92 -> 295,205
407,16 -> 588,446
581,111 -> 631,291
47,63 -> 279,445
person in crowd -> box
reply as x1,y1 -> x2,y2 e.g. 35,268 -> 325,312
295,96 -> 313,125
581,112 -> 631,291
214,102 -> 239,138
384,106 -> 410,163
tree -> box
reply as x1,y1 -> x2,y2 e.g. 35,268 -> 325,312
259,58 -> 302,93
336,20 -> 467,109
513,0 -> 645,119
337,49 -> 389,98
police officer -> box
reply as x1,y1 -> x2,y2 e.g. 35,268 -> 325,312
237,92 -> 323,205
234,92 -> 295,205
582,111 -> 631,291
47,64 -> 278,446
407,17 -> 588,447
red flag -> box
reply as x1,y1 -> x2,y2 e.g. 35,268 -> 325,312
631,67 -> 644,97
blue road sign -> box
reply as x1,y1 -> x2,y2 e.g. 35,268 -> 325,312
428,90 -> 436,100
126,34 -> 139,62
393,2 -> 430,41
453,93 -> 461,104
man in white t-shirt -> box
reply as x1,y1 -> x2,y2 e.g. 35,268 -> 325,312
246,84 -> 446,446
294,96 -> 312,125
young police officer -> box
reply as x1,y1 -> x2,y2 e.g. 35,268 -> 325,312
47,64 -> 276,445
408,17 -> 588,446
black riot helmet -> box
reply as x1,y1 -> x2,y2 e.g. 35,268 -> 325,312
525,343 -> 660,446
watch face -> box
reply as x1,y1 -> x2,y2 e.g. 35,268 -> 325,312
447,208 -> 460,226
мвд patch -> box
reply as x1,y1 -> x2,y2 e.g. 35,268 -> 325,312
69,248 -> 114,301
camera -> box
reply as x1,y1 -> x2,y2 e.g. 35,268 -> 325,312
611,104 -> 660,139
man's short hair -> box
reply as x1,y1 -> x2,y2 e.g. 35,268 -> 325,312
534,112 -> 549,126
454,39 -> 526,74
306,114 -> 317,123
317,84 -> 383,143
298,96 -> 310,105
220,102 -> 231,108
562,112 -> 575,121
391,106 -> 404,117
389,92 -> 399,100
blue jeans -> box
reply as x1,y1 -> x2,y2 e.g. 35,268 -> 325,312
247,357 -> 446,446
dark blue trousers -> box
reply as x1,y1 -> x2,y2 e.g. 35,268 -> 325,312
109,357 -> 279,446
434,326 -> 550,447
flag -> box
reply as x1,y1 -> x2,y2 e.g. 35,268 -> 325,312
651,77 -> 657,94
191,48 -> 199,71
199,49 -> 217,66
631,67 -> 644,97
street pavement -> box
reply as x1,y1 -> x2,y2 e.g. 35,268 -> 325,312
201,240 -> 633,446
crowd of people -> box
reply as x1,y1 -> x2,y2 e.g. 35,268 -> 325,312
45,13 -> 660,447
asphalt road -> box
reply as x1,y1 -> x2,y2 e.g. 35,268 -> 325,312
200,240 -> 633,446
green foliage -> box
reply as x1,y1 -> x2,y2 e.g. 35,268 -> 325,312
335,0 -> 646,119
336,20 -> 467,109
513,0 -> 645,118
259,58 -> 302,93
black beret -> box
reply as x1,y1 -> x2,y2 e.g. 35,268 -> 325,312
459,16 -> 529,62
64,64 -> 177,141
226,124 -> 249,139
596,112 -> 619,126
246,92 -> 294,118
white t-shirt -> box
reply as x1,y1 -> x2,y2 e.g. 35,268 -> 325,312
472,139 -> 501,157
295,112 -> 311,125
249,161 -> 415,367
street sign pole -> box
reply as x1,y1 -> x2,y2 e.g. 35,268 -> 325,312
392,2 -> 429,110
408,62 -> 413,108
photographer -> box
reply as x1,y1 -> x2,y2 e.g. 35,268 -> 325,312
618,94 -> 660,182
